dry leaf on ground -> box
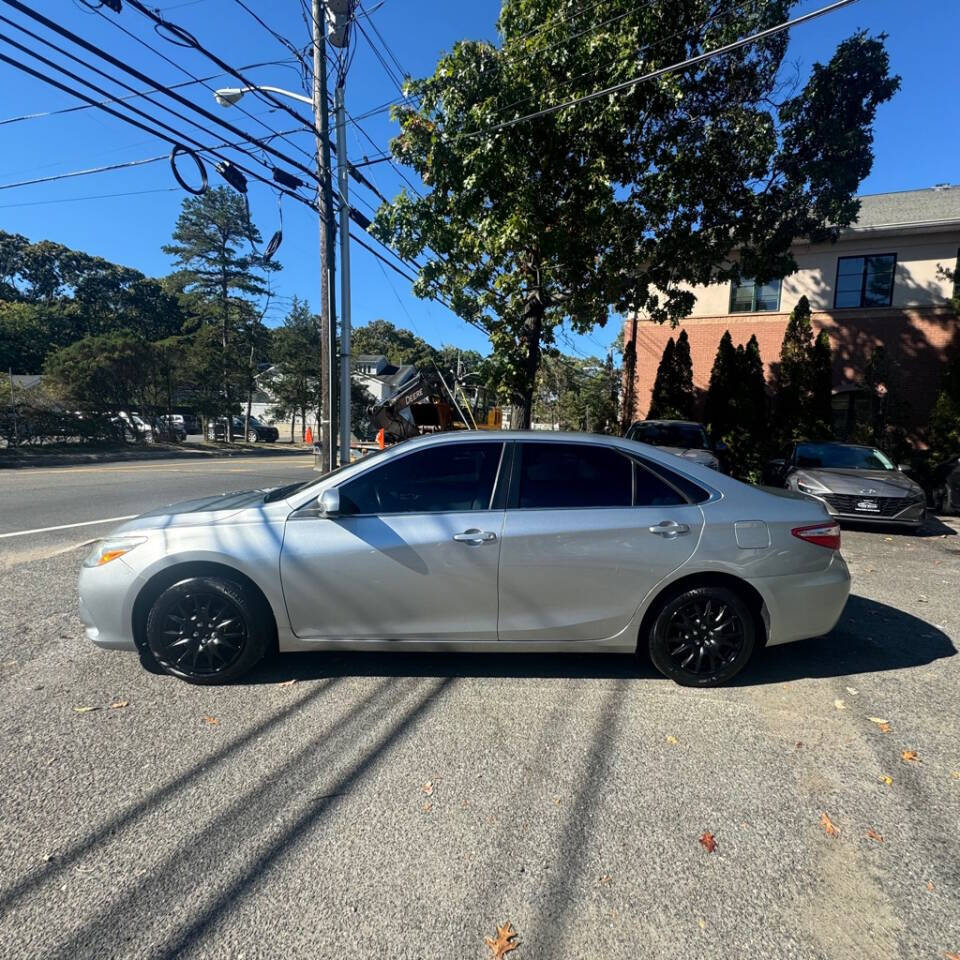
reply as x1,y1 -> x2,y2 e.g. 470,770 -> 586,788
900,749 -> 919,763
422,781 -> 434,796
109,700 -> 129,709
278,678 -> 297,687
598,874 -> 612,885
484,922 -> 518,960
834,699 -> 847,710
422,801 -> 432,813
820,812 -> 840,838
665,735 -> 679,745
866,828 -> 884,842
927,881 -> 935,892
951,771 -> 960,780
201,716 -> 218,726
698,832 -> 717,853
73,706 -> 100,713
879,775 -> 893,786
943,953 -> 960,960
846,686 -> 858,695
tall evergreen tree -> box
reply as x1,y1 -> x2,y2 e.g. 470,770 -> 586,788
704,330 -> 738,438
647,338 -> 676,419
647,331 -> 695,420
163,187 -> 278,440
810,330 -> 834,438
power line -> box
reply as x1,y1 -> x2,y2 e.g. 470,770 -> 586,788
230,0 -> 311,78
0,187 -> 179,209
460,0 -> 858,139
0,3 -> 321,187
0,58 -> 297,127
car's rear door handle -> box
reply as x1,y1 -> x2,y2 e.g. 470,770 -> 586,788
648,520 -> 690,538
453,529 -> 497,544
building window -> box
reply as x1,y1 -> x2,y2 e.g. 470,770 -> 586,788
729,277 -> 781,312
834,254 -> 896,308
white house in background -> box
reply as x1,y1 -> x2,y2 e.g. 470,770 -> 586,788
250,354 -> 419,439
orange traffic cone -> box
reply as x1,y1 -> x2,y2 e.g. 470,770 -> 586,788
304,425 -> 313,445
376,428 -> 385,449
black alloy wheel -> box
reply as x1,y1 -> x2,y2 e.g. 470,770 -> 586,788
647,585 -> 756,687
145,577 -> 271,684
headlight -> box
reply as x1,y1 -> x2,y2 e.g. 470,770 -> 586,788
83,537 -> 147,568
795,475 -> 829,495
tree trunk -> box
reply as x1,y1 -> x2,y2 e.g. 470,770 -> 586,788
222,273 -> 233,443
290,413 -> 296,443
518,295 -> 544,429
300,405 -> 307,441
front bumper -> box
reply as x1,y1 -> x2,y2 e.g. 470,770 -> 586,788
78,558 -> 141,652
748,552 -> 851,646
801,492 -> 925,526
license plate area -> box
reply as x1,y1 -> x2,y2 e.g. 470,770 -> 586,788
855,499 -> 880,512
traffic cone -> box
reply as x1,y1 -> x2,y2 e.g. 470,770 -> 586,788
304,425 -> 313,445
376,428 -> 385,449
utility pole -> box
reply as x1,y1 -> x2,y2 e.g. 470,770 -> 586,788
313,0 -> 337,471
335,83 -> 352,465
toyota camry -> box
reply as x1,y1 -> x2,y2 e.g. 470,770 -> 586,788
79,432 -> 850,687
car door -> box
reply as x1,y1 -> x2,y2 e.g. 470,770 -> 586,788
280,440 -> 506,641
497,440 -> 705,642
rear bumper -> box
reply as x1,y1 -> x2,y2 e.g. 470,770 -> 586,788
747,552 -> 851,646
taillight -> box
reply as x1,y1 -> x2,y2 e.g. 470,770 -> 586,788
791,522 -> 841,550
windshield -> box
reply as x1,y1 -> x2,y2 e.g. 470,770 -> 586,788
796,443 -> 896,471
261,445 -> 393,503
629,422 -> 708,450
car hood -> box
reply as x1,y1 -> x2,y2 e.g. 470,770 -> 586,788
661,445 -> 717,463
113,489 -> 272,532
799,468 -> 923,496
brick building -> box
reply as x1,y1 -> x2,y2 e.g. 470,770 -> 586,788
621,185 -> 960,435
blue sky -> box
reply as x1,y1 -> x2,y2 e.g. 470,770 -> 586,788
1,0 -> 957,360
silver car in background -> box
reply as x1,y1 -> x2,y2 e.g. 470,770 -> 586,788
624,419 -> 722,471
79,432 -> 850,688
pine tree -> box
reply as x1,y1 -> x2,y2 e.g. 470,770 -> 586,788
646,337 -> 676,419
673,329 -> 695,419
704,331 -> 738,438
810,330 -> 834,439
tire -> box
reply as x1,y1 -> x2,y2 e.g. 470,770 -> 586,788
145,576 -> 271,684
647,585 -> 756,687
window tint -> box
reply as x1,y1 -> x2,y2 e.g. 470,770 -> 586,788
636,459 -> 708,504
834,254 -> 896,308
338,442 -> 503,514
517,442 -> 632,509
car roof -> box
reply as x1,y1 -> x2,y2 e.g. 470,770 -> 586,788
630,419 -> 705,428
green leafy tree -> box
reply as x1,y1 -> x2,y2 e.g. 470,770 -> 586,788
374,2 -> 898,424
927,355 -> 960,465
647,331 -> 695,420
351,318 -> 438,369
163,187 -> 278,440
535,352 -> 619,433
264,298 -> 322,442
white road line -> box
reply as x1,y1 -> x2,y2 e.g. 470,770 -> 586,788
0,515 -> 137,539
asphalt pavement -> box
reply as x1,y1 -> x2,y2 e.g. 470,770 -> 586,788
0,458 -> 958,960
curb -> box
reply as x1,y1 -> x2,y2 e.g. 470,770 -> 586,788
0,444 -> 314,469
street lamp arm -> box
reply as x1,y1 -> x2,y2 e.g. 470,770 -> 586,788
214,85 -> 313,107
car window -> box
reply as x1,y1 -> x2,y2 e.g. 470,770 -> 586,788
796,443 -> 895,470
627,422 -> 708,450
517,442 -> 633,509
634,459 -> 706,504
338,442 -> 503,515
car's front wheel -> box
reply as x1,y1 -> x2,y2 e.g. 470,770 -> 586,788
145,577 -> 271,684
647,585 -> 756,687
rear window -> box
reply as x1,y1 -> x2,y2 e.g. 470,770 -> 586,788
633,457 -> 711,505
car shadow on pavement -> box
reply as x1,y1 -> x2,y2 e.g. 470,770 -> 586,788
842,514 -> 957,537
734,593 -> 956,685
241,594 -> 955,687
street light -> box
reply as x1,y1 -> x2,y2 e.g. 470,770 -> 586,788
213,85 -> 313,107
213,79 -> 342,468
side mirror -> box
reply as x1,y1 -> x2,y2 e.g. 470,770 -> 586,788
318,488 -> 340,516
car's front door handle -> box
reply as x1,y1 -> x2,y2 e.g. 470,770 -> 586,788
453,529 -> 497,544
648,520 -> 690,538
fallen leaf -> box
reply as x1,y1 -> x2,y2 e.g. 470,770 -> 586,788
109,700 -> 129,710
879,775 -> 893,786
917,595 -> 929,603
951,771 -> 960,780
73,706 -> 100,713
845,686 -> 858,696
201,716 -> 218,726
665,735 -> 679,745
422,781 -> 434,796
944,953 -> 960,960
484,922 -> 518,960
598,874 -> 612,885
866,828 -> 884,843
900,749 -> 919,763
867,717 -> 889,725
820,812 -> 840,838
834,699 -> 847,710
795,741 -> 804,749
422,801 -> 432,813
698,832 -> 717,853
927,881 -> 935,892
278,678 -> 297,687
697,917 -> 707,930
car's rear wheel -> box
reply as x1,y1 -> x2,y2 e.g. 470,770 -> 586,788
647,585 -> 756,687
145,577 -> 270,684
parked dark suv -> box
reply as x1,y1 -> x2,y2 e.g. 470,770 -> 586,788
209,416 -> 279,442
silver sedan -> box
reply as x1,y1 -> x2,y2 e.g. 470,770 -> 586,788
78,432 -> 850,687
